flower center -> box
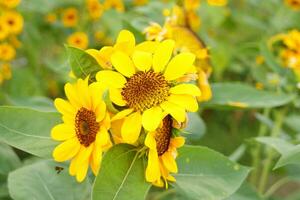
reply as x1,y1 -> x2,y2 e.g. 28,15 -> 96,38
121,70 -> 170,111
75,107 -> 99,147
155,115 -> 172,156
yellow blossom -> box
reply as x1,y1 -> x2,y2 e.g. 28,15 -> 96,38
45,13 -> 57,24
62,8 -> 78,28
285,0 -> 300,10
103,0 -> 125,12
1,11 -> 24,35
0,20 -> 9,41
0,0 -> 21,8
67,32 -> 89,50
0,43 -> 16,61
207,0 -> 227,6
86,0 -> 104,20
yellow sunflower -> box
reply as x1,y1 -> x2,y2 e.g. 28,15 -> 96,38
0,20 -> 9,41
1,11 -> 24,35
0,43 -> 16,61
207,0 -> 227,6
52,78 -> 111,182
103,0 -> 125,12
62,8 -> 78,28
285,0 -> 300,10
145,115 -> 185,187
67,32 -> 89,50
0,0 -> 21,8
1,63 -> 12,80
96,30 -> 201,144
86,0 -> 104,20
45,13 -> 57,24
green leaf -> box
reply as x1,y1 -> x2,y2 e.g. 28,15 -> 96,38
92,144 -> 151,200
184,112 -> 206,141
204,83 -> 294,109
66,45 -> 101,80
8,160 -> 91,200
226,183 -> 262,200
256,137 -> 300,169
0,143 -> 21,176
0,106 -> 60,158
285,114 -> 300,133
173,145 -> 251,200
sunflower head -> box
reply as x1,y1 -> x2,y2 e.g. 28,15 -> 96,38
1,11 -> 24,35
67,32 -> 89,50
86,0 -> 104,20
0,0 -> 21,8
52,78 -> 111,182
285,0 -> 300,10
95,30 -> 200,144
62,8 -> 78,27
0,20 -> 9,41
0,43 -> 16,61
103,0 -> 125,12
1,63 -> 12,80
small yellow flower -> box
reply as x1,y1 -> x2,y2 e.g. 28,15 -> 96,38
1,63 -> 12,80
282,29 -> 300,51
96,30 -> 201,144
285,0 -> 300,10
0,0 -> 21,8
207,0 -> 227,6
144,22 -> 166,41
133,0 -> 148,6
145,115 -> 185,187
184,0 -> 201,11
1,11 -> 24,35
45,13 -> 57,24
86,0 -> 104,20
0,43 -> 16,61
62,8 -> 78,28
0,20 -> 9,41
255,55 -> 265,65
8,35 -> 22,48
67,32 -> 89,50
103,0 -> 125,12
52,78 -> 111,182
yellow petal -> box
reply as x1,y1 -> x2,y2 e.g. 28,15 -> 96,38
145,132 -> 156,149
89,82 -> 105,111
53,137 -> 80,162
146,149 -> 161,182
170,137 -> 185,148
90,143 -> 103,175
96,70 -> 127,89
77,78 -> 91,109
121,112 -> 142,144
96,128 -> 110,146
65,83 -> 81,108
135,41 -> 159,53
132,51 -> 152,71
76,161 -> 89,182
170,84 -> 201,96
95,101 -> 106,122
111,51 -> 135,77
160,101 -> 186,122
75,144 -> 94,181
51,124 -> 75,141
164,52 -> 196,81
168,94 -> 198,112
111,108 -> 134,121
115,30 -> 135,55
54,98 -> 75,117
109,88 -> 126,106
152,40 -> 175,72
142,106 -> 163,131
69,149 -> 81,176
161,152 -> 178,173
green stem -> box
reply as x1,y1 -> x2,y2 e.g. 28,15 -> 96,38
264,177 -> 290,198
250,108 -> 270,185
258,108 -> 287,194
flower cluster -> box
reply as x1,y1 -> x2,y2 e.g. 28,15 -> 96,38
0,0 -> 23,85
52,30 -> 203,187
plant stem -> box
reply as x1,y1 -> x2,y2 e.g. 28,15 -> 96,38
250,108 -> 270,185
258,108 -> 287,194
264,177 -> 290,198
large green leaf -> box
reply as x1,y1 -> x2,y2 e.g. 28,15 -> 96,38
256,137 -> 300,168
0,106 -> 60,158
0,143 -> 21,176
204,83 -> 294,109
92,144 -> 151,200
8,160 -> 91,200
173,145 -> 251,200
226,183 -> 261,200
184,112 -> 206,141
66,46 -> 101,81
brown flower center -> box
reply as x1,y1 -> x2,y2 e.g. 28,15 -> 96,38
121,70 -> 170,111
155,115 -> 172,156
75,107 -> 99,147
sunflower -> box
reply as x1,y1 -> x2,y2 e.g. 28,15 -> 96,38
62,8 -> 78,28
103,0 -> 125,12
0,0 -> 21,8
0,20 -> 9,41
285,0 -> 300,10
1,63 -> 12,80
0,43 -> 16,61
86,0 -> 104,20
45,13 -> 57,24
96,30 -> 201,144
1,11 -> 24,35
52,78 -> 111,182
145,115 -> 185,187
207,0 -> 227,6
67,32 -> 89,50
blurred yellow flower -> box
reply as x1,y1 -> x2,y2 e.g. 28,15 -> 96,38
133,0 -> 148,6
86,0 -> 104,20
255,55 -> 265,65
145,115 -> 185,187
62,8 -> 78,27
207,0 -> 227,6
0,43 -> 16,61
45,13 -> 57,24
0,0 -> 21,8
184,0 -> 201,11
96,30 -> 201,144
143,22 -> 166,41
103,0 -> 125,12
285,0 -> 300,10
1,63 -> 12,80
52,78 -> 111,182
1,11 -> 24,35
0,20 -> 9,41
67,32 -> 89,50
8,35 -> 22,48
